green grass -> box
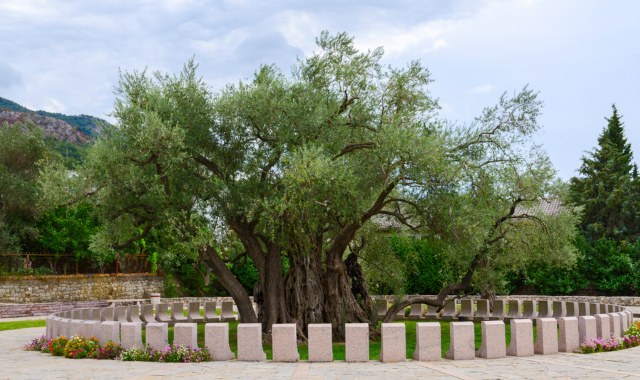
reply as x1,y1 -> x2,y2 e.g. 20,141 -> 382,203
148,320 -> 535,360
0,319 -> 46,331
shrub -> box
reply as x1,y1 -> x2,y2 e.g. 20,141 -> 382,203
49,336 -> 69,356
120,346 -> 151,361
24,335 -> 48,351
63,336 -> 99,359
120,344 -> 211,363
94,340 -> 122,360
625,321 -> 640,337
579,337 -> 623,353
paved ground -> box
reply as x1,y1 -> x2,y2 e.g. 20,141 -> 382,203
4,327 -> 640,379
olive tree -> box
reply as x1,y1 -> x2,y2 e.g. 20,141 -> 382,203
46,32 -> 578,338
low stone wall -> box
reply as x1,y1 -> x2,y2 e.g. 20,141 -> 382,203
0,300 -> 109,318
374,295 -> 640,307
0,273 -> 162,303
45,299 -> 635,363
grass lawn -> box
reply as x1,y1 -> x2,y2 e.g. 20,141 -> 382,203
148,320 -> 534,360
0,319 -> 46,331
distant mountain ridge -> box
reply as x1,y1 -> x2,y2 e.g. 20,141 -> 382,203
0,96 -> 110,142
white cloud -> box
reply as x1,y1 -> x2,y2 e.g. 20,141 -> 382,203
469,84 -> 493,94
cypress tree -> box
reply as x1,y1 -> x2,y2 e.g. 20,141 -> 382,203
569,105 -> 638,241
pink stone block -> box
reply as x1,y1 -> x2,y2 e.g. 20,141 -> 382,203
69,319 -> 83,337
558,317 -> 579,353
83,320 -> 101,339
446,322 -> 475,360
578,316 -> 597,344
476,321 -> 506,359
100,321 -> 120,344
308,324 -> 332,362
534,318 -> 558,355
413,322 -> 440,361
345,323 -> 369,362
272,324 -> 299,362
375,300 -> 389,321
205,323 -> 234,360
174,323 -> 198,348
380,323 -> 406,362
146,322 -> 167,350
237,323 -> 266,361
120,322 -> 143,350
595,314 -> 611,338
609,313 -> 621,337
507,319 -> 533,357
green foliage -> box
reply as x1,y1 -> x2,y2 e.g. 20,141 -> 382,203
576,236 -> 639,295
46,138 -> 88,169
387,235 -> 452,294
40,32 -> 579,312
521,234 -> 640,295
35,203 -> 99,259
0,97 -> 29,111
569,105 -> 639,242
0,122 -> 52,251
48,336 -> 68,356
63,336 -> 99,359
94,340 -> 123,360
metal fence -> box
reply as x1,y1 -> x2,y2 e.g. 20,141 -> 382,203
0,252 -> 151,275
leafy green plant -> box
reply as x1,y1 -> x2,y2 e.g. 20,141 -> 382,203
63,336 -> 99,359
94,340 -> 122,360
48,336 -> 68,356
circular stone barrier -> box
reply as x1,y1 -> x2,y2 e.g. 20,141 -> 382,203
45,298 -> 635,362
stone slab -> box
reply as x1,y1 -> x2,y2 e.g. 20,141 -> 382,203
610,313 -> 621,337
414,322 -> 440,361
237,323 -> 266,361
100,321 -> 120,344
507,318 -> 533,357
272,323 -> 299,362
205,323 -> 234,360
120,322 -> 143,350
595,314 -> 611,339
381,323 -> 406,362
446,321 -> 475,360
308,324 -> 332,362
173,323 -> 198,348
534,318 -> 558,355
145,322 -> 168,351
477,320 -> 506,359
558,317 -> 579,353
578,316 -> 597,344
345,323 -> 369,362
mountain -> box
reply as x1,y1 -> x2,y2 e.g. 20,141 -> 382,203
0,110 -> 89,144
0,96 -> 110,141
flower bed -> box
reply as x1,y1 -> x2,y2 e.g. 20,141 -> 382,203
24,334 -> 210,362
580,321 -> 640,353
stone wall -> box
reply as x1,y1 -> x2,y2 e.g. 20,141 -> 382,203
0,273 -> 162,304
373,294 -> 640,307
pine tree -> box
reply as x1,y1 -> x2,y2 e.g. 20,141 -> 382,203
569,105 -> 639,241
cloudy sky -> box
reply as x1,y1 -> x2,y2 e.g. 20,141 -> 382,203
1,0 -> 638,179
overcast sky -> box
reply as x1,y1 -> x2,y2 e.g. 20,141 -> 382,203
1,0 -> 638,179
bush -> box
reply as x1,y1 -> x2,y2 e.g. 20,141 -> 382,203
24,335 -> 48,351
94,340 -> 122,360
48,336 -> 68,356
120,344 -> 211,363
63,336 -> 99,359
119,346 -> 150,361
580,322 -> 640,354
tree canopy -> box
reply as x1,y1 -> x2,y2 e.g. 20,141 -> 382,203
45,32 -> 579,338
569,105 -> 639,241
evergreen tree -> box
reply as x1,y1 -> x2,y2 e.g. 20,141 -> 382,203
570,105 -> 639,241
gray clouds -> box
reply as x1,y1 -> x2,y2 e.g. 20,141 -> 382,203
0,0 -> 638,179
